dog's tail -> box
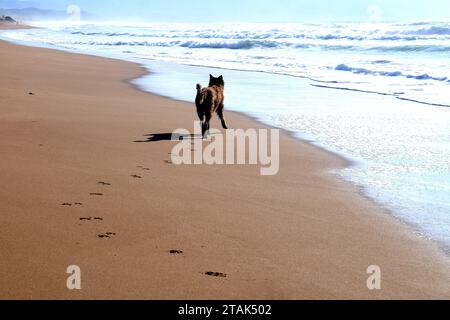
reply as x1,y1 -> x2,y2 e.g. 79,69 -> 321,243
196,84 -> 205,105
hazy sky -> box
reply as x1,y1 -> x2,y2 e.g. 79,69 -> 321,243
2,0 -> 450,22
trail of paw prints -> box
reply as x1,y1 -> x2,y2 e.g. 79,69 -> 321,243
89,181 -> 115,239
87,182 -> 111,204
131,165 -> 152,179
59,180 -> 119,242
91,181 -> 112,197
61,180 -> 111,207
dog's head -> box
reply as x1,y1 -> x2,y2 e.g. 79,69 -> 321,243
209,74 -> 225,87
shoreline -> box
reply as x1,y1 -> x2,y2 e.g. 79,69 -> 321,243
1,35 -> 450,299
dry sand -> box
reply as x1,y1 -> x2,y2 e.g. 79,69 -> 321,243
0,35 -> 449,299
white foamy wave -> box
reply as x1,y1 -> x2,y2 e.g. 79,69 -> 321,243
1,21 -> 450,107
50,38 -> 450,53
65,39 -> 285,49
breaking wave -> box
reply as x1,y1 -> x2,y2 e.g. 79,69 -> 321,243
335,64 -> 449,82
65,39 -> 450,53
400,26 -> 450,35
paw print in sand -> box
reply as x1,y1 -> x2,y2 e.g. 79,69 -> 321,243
97,232 -> 117,239
205,271 -> 227,278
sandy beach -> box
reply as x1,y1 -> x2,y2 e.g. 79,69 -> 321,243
0,22 -> 33,30
1,31 -> 450,299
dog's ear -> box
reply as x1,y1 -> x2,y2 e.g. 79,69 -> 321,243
210,74 -> 214,79
218,75 -> 223,80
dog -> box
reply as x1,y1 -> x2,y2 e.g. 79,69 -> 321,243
195,74 -> 228,137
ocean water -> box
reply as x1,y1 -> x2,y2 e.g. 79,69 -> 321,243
1,21 -> 450,252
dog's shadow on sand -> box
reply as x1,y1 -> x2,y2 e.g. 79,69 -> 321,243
134,133 -> 202,143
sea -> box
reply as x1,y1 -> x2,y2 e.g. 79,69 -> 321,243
1,21 -> 450,252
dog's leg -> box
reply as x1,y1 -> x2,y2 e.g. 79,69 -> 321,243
202,122 -> 207,137
197,110 -> 204,123
197,110 -> 205,138
203,113 -> 212,138
218,105 -> 228,129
